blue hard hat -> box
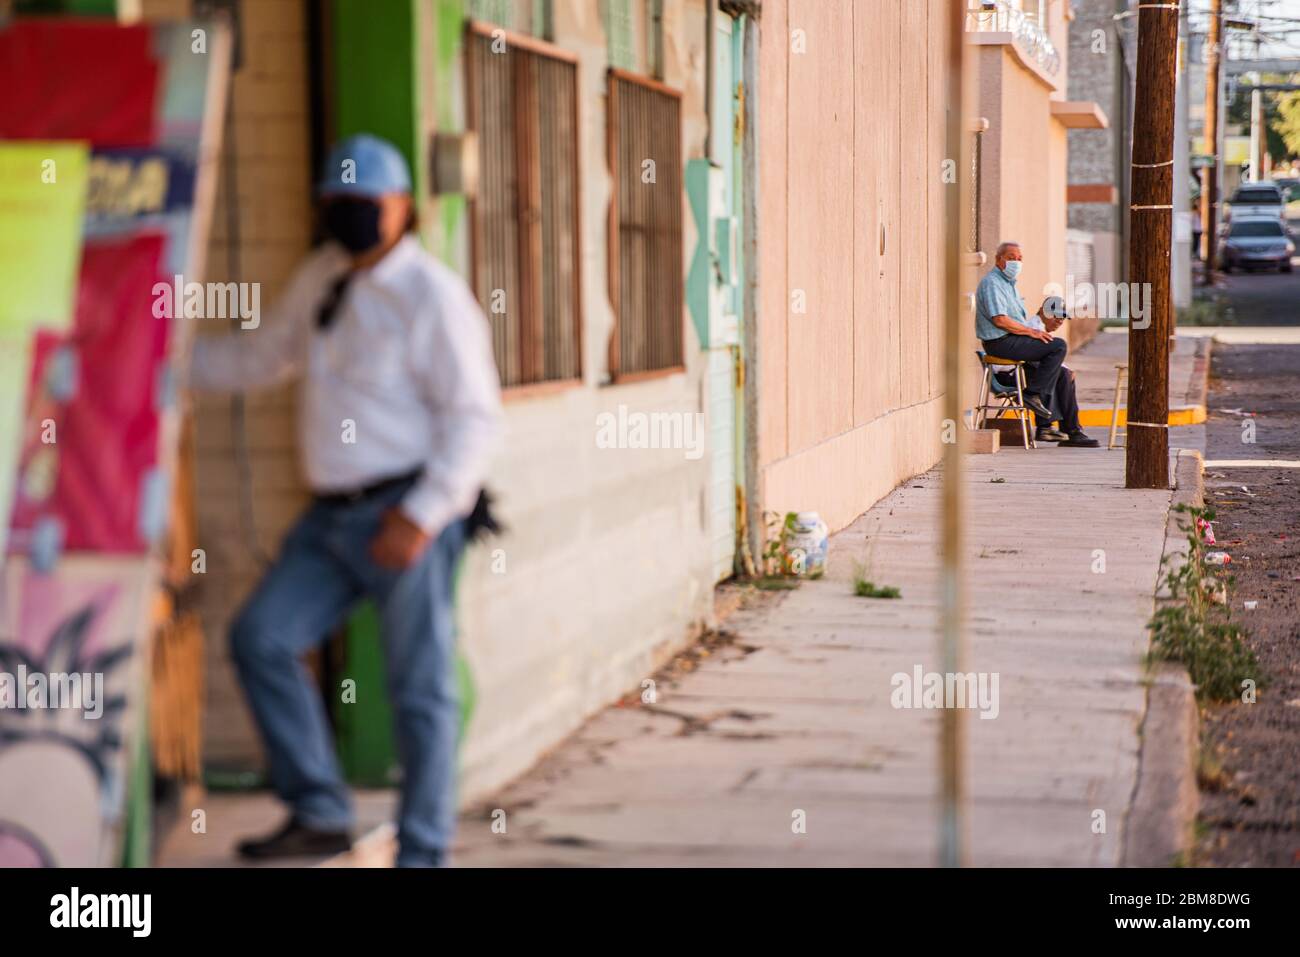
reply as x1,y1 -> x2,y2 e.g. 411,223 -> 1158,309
317,133 -> 411,198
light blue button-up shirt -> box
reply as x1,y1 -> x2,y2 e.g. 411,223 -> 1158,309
974,265 -> 1027,342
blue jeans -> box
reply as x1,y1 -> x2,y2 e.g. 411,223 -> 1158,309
230,478 -> 466,867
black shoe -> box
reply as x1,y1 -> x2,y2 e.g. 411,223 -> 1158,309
1022,393 -> 1054,423
1060,430 -> 1100,448
1036,427 -> 1069,442
236,817 -> 353,860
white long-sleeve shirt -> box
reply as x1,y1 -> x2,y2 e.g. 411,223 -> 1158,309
190,236 -> 503,535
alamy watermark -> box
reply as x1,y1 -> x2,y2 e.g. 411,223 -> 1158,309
890,665 -> 1000,720
1045,276 -> 1152,329
0,667 -> 106,719
50,887 -> 151,937
595,404 -> 705,460
152,274 -> 261,329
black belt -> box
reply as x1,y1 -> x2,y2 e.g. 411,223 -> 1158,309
313,468 -> 422,506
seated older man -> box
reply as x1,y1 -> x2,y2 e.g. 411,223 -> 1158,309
975,241 -> 1097,448
993,296 -> 1099,447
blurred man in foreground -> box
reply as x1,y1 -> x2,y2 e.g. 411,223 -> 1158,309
190,134 -> 502,866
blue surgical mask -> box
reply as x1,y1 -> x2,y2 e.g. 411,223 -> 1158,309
1002,260 -> 1022,280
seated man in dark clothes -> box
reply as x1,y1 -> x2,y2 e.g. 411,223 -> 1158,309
992,296 -> 1099,447
974,240 -> 1097,448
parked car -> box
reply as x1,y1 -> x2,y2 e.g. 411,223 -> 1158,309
1218,216 -> 1295,273
1226,183 -> 1285,222
1269,176 -> 1300,203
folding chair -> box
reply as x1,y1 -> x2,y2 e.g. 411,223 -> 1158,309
973,351 -> 1036,450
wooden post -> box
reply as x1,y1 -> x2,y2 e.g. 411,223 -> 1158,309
939,0 -> 968,868
1126,0 -> 1180,490
1199,0 -> 1220,281
1250,84 -> 1264,181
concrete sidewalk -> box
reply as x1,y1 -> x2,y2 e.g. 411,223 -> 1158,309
1071,328 -> 1209,427
436,331 -> 1206,868
448,446 -> 1173,867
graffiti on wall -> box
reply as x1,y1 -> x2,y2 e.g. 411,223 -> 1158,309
0,560 -> 146,867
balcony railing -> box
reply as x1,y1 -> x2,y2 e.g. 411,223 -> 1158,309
966,0 -> 1061,78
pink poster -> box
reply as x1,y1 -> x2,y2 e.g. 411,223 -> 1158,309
9,233 -> 171,556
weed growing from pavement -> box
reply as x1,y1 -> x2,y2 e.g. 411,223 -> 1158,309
1197,740 -> 1230,793
1147,505 -> 1260,702
759,511 -> 789,578
852,563 -> 901,599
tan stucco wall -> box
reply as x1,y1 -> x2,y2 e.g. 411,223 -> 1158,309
757,0 -> 952,534
978,41 -> 1084,348
989,50 -> 1062,314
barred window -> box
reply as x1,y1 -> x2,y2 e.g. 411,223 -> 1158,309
607,69 -> 683,380
466,22 -> 581,389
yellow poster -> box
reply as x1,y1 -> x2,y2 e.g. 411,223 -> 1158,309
0,142 -> 89,336
0,142 -> 86,557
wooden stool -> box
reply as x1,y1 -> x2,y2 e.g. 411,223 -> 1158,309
1109,364 -> 1127,450
974,352 -> 1035,450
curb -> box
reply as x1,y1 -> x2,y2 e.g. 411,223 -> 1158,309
1077,405 -> 1205,428
1122,449 -> 1202,867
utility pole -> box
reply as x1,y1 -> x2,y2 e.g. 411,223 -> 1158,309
1127,0 -> 1180,490
1249,79 -> 1264,180
1172,4 -> 1192,315
1200,0 -> 1221,282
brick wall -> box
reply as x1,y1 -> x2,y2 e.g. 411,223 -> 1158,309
1067,0 -> 1124,237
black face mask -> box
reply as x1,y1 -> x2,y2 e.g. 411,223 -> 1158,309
323,199 -> 382,253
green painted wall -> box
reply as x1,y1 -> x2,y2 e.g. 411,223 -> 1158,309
330,0 -> 421,786
15,0 -> 116,14
332,0 -> 423,198
604,0 -> 635,70
330,0 -> 479,787
435,0 -> 467,266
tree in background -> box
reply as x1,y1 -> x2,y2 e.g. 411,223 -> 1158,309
1226,76 -> 1291,167
1274,90 -> 1300,161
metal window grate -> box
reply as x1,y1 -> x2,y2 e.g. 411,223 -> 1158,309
466,24 -> 581,389
607,69 -> 683,378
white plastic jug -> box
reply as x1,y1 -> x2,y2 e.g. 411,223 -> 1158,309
782,511 -> 828,578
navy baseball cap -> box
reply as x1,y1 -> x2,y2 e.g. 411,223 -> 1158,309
317,133 -> 411,199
